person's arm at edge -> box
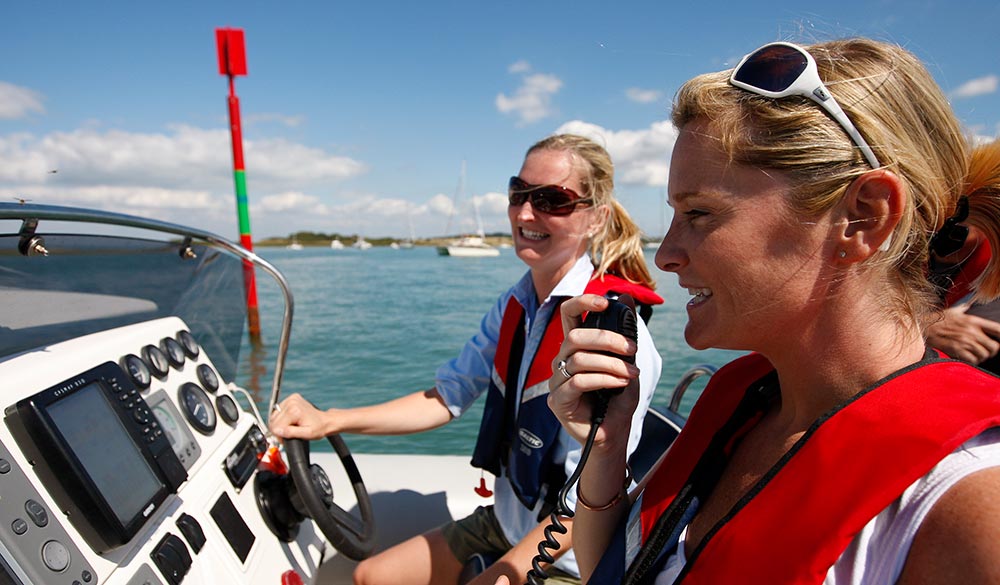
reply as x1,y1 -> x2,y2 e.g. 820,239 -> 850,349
896,466 -> 1000,584
270,388 -> 454,439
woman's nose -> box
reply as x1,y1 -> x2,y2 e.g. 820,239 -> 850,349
654,229 -> 686,273
515,200 -> 536,221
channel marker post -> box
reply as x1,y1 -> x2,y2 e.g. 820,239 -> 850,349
215,28 -> 261,341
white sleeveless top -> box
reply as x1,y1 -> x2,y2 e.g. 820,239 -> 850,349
653,427 -> 1000,584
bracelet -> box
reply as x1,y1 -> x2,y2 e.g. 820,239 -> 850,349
576,463 -> 632,512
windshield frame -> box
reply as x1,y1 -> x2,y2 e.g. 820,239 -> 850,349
0,202 -> 294,414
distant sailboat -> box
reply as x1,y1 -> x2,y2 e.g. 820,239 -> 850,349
287,238 -> 304,250
399,215 -> 416,249
352,236 -> 373,250
330,238 -> 345,249
437,161 -> 499,258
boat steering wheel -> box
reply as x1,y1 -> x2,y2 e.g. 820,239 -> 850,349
284,435 -> 376,560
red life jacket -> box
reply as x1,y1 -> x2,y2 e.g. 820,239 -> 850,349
619,352 -> 1000,584
471,274 -> 662,511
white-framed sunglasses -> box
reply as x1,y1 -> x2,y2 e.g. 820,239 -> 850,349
730,41 -> 881,169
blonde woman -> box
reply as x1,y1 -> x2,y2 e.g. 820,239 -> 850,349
272,134 -> 663,585
548,40 -> 1000,584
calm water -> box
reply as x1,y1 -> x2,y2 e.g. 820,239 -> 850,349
239,246 -> 743,454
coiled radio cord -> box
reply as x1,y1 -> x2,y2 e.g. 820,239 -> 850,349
524,393 -> 611,585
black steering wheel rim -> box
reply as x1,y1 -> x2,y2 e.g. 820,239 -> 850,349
284,434 -> 376,560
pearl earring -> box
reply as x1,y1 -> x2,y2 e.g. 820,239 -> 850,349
839,250 -> 847,258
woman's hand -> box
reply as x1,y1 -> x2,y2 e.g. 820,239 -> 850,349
926,304 -> 1000,364
268,393 -> 335,440
548,294 -> 641,452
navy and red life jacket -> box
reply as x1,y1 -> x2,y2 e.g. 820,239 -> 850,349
591,352 -> 1000,584
471,274 -> 663,512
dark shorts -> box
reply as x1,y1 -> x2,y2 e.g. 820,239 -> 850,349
440,505 -> 580,584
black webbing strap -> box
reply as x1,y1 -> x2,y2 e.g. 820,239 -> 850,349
624,371 -> 779,584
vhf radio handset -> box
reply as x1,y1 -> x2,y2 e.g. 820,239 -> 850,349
523,292 -> 639,585
580,293 -> 639,423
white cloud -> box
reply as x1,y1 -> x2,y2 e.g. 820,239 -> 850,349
0,82 -> 45,119
554,119 -> 678,187
247,191 -> 471,238
625,87 -> 663,104
476,191 -> 508,216
0,184 -> 221,211
0,124 -> 370,237
427,192 -> 456,217
508,60 -> 531,74
0,126 -> 366,192
255,191 -> 329,214
496,65 -> 563,126
951,75 -> 998,99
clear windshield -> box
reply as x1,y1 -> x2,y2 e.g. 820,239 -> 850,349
0,229 -> 249,385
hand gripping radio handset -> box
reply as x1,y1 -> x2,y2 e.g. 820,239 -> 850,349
580,293 -> 638,423
523,292 -> 640,585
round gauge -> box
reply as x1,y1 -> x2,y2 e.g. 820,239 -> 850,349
197,364 -> 220,393
121,354 -> 151,389
176,330 -> 200,358
216,394 -> 240,425
152,403 -> 181,448
143,344 -> 170,378
161,337 -> 186,368
178,383 -> 216,434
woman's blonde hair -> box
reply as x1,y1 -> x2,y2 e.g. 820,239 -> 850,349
527,134 -> 656,289
672,38 -> 1000,323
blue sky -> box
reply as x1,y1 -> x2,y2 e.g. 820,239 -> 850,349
2,1 -> 998,240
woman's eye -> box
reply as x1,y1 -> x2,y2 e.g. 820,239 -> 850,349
684,209 -> 709,219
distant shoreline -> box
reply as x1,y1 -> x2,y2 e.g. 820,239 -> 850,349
257,235 -> 665,248
256,235 -> 515,248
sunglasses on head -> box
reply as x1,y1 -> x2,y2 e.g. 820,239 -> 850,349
508,176 -> 591,216
729,41 -> 881,169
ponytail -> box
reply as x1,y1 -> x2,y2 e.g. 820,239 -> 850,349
591,198 -> 656,289
963,140 -> 1000,302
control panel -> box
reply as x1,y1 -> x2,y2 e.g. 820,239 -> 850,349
0,317 -> 325,585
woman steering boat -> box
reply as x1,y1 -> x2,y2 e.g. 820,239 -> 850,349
271,134 -> 663,585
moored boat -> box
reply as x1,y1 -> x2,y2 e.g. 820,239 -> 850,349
436,235 -> 500,257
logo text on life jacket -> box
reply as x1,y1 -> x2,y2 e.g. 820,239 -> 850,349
518,429 -> 543,449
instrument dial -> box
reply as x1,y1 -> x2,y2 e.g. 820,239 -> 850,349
143,345 -> 170,378
121,354 -> 151,389
152,403 -> 182,448
176,330 -> 200,358
162,337 -> 186,368
216,394 -> 240,425
197,364 -> 220,393
179,382 -> 216,434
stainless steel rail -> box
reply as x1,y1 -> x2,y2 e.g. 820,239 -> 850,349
668,364 -> 717,413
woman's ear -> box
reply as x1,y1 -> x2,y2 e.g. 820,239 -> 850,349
834,169 -> 904,262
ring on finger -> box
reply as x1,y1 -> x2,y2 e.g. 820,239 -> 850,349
557,359 -> 572,380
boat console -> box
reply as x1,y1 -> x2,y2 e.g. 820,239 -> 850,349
0,317 -> 325,585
